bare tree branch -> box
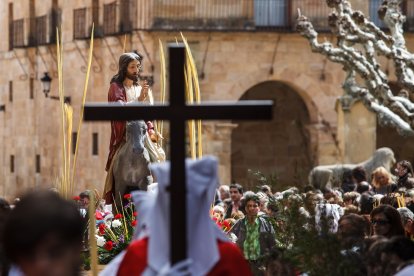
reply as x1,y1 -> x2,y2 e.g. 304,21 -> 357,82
297,0 -> 414,136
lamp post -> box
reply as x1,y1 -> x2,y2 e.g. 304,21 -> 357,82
40,72 -> 71,104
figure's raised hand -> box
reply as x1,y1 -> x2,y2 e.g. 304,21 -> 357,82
139,80 -> 149,101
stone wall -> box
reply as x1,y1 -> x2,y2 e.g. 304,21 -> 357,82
0,0 -> 394,200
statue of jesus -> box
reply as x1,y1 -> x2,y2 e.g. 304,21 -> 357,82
104,52 -> 165,202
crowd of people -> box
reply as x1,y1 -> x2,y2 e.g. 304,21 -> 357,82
207,160 -> 414,275
2,159 -> 414,275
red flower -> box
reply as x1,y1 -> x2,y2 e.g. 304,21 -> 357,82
123,194 -> 132,199
114,214 -> 123,219
104,241 -> 113,251
221,220 -> 231,232
73,196 -> 81,201
98,224 -> 105,235
131,220 -> 137,226
133,211 -> 137,217
95,212 -> 104,220
222,221 -> 231,229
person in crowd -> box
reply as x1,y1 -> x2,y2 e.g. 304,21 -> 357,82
303,185 -> 315,193
218,185 -> 230,201
381,236 -> 414,275
323,188 -> 342,205
213,189 -> 222,206
352,166 -> 372,193
3,190 -> 84,276
303,191 -> 323,217
342,191 -> 359,213
398,207 -> 414,238
79,190 -> 90,210
225,183 -> 244,219
256,192 -> 269,216
343,191 -> 359,207
341,170 -> 356,193
337,213 -> 369,249
212,205 -> 225,222
365,237 -> 392,276
370,204 -> 405,238
314,201 -> 344,233
260,185 -> 273,198
405,189 -> 414,213
343,204 -> 359,215
222,198 -> 232,212
231,194 -> 276,275
233,210 -> 245,220
395,160 -> 414,190
239,191 -> 256,216
371,166 -> 397,195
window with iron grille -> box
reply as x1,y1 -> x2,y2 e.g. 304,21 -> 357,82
28,0 -> 36,46
120,0 -> 132,32
92,133 -> 99,155
9,81 -> 13,102
36,15 -> 47,45
103,2 -> 117,35
36,155 -> 41,173
13,19 -> 25,47
92,0 -> 99,26
30,77 -> 34,99
72,132 -> 77,154
73,8 -> 87,39
10,155 -> 14,173
50,4 -> 60,43
9,3 -> 13,50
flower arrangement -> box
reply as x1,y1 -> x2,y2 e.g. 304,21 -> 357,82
212,217 -> 232,233
94,194 -> 137,264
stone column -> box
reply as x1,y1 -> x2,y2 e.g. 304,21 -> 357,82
336,97 -> 377,163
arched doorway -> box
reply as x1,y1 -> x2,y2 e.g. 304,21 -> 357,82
231,81 -> 313,191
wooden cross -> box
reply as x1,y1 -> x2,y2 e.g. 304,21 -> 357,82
84,46 -> 273,264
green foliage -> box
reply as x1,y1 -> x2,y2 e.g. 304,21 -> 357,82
248,169 -> 279,191
251,170 -> 365,275
80,251 -> 91,271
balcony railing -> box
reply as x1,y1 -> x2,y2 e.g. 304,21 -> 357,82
103,0 -> 134,35
10,9 -> 61,48
73,8 -> 90,39
74,0 -> 134,39
134,0 -> 414,32
11,19 -> 25,47
137,0 -> 332,31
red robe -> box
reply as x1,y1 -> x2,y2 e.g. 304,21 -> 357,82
106,82 -> 127,172
117,238 -> 252,276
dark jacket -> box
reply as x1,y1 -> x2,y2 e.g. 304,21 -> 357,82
224,203 -> 233,219
397,174 -> 414,190
231,216 -> 276,259
373,183 -> 397,195
225,202 -> 244,219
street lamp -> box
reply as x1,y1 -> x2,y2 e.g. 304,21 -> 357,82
40,72 -> 71,104
40,72 -> 52,96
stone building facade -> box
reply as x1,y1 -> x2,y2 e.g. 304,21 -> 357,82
0,0 -> 413,199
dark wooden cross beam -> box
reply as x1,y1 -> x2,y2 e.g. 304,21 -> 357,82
84,46 -> 273,264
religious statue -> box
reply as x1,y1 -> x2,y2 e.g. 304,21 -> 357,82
104,52 -> 165,203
